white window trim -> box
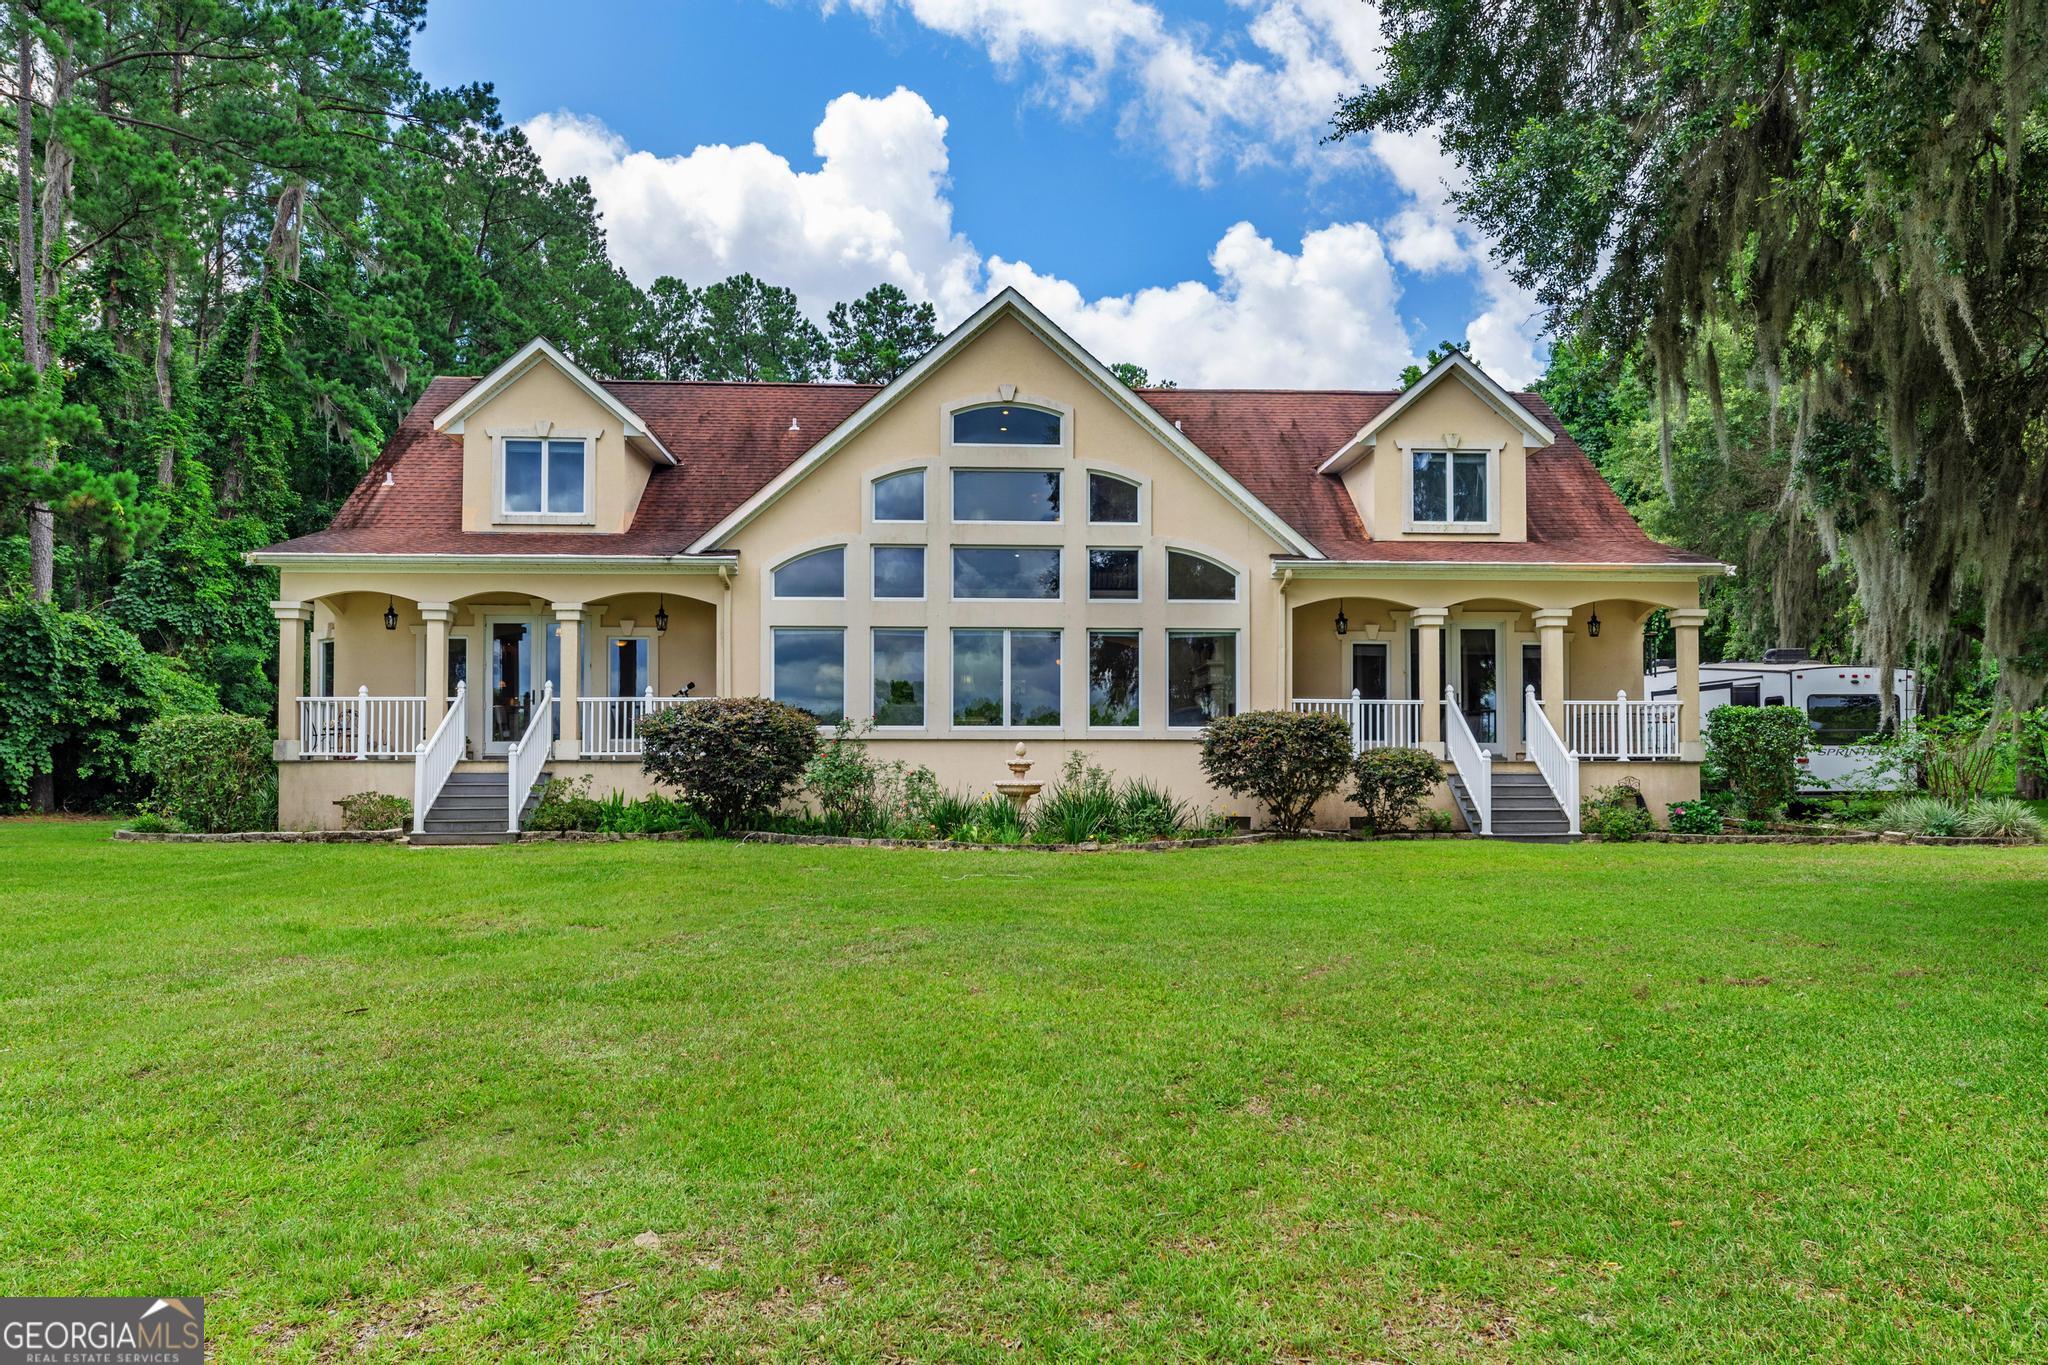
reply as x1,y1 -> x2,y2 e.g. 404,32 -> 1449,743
1084,469 -> 1144,526
1165,629 -> 1243,732
771,545 -> 849,601
1401,440 -> 1502,534
491,426 -> 599,525
947,400 -> 1067,450
770,626 -> 846,727
1085,628 -> 1143,731
1085,546 -> 1143,603
949,627 -> 1064,731
870,544 -> 928,602
870,627 -> 928,731
1164,547 -> 1242,604
872,466 -> 928,525
313,635 -> 335,697
949,466 -> 1066,526
949,545 -> 1064,603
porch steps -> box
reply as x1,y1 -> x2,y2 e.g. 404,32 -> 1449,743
409,767 -> 548,845
1446,770 -> 1576,842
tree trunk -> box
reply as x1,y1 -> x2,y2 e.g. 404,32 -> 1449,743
2020,749 -> 2046,801
16,29 -> 54,605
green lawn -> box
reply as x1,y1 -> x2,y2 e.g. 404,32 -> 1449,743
4,821 -> 2046,1361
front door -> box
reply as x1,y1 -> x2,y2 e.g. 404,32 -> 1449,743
1459,626 -> 1499,747
1350,642 -> 1389,699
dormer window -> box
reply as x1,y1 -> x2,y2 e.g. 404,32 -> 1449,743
501,437 -> 589,521
953,403 -> 1060,446
1409,449 -> 1492,530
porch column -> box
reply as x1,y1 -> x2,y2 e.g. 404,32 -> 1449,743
1413,607 -> 1447,755
1672,607 -> 1708,761
552,602 -> 584,759
1532,608 -> 1572,733
420,603 -> 454,726
271,600 -> 312,760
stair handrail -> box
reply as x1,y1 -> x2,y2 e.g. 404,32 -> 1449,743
1443,684 -> 1491,835
1524,684 -> 1580,835
506,680 -> 553,833
412,682 -> 466,835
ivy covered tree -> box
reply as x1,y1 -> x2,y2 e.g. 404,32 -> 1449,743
1336,0 -> 2048,710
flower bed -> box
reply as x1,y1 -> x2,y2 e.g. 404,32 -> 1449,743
114,828 -> 405,844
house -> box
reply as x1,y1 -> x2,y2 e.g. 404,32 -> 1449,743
250,288 -> 1724,835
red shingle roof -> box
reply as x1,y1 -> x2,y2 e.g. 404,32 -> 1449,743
259,376 -> 1714,567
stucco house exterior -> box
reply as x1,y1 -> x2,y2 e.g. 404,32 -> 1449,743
251,288 -> 1724,835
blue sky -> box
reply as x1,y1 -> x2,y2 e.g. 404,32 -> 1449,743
412,0 -> 1545,387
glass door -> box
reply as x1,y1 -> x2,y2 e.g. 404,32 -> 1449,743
487,621 -> 532,752
1458,627 -> 1499,747
1350,642 -> 1389,699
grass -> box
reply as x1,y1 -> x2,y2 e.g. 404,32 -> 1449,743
4,820 -> 2047,1361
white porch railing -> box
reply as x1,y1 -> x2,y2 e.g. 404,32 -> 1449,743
1443,685 -> 1492,836
1524,685 -> 1580,835
412,682 -> 466,835
1563,692 -> 1682,760
1292,693 -> 1425,755
579,690 -> 701,758
300,688 -> 426,758
507,681 -> 554,833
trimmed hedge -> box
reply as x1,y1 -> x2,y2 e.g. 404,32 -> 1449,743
1704,705 -> 1812,818
1198,709 -> 1352,833
135,712 -> 276,833
639,696 -> 820,830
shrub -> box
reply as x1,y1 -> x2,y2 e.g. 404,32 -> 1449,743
1415,806 -> 1456,834
1350,746 -> 1441,832
336,791 -> 411,831
802,719 -> 886,831
920,788 -> 979,840
528,775 -> 603,831
1703,705 -> 1812,818
1959,797 -> 2043,842
598,790 -> 712,837
1117,777 -> 1192,841
1888,795 -> 1966,838
1199,710 -> 1352,833
135,712 -> 276,832
1031,751 -> 1118,843
1903,711 -> 2008,803
957,794 -> 1026,844
1665,799 -> 1724,834
640,696 -> 820,830
123,811 -> 180,834
1581,782 -> 1654,841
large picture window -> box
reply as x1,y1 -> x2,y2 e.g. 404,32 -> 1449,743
952,629 -> 1061,727
772,628 -> 844,724
502,438 -> 586,517
1167,631 -> 1237,727
1088,631 -> 1140,727
872,629 -> 926,727
872,545 -> 925,599
953,468 -> 1060,522
873,468 -> 925,522
1165,550 -> 1236,601
952,546 -> 1060,599
1411,449 -> 1489,525
773,546 -> 845,599
952,404 -> 1061,446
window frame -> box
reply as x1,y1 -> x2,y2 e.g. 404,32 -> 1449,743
870,627 -> 927,730
771,545 -> 848,601
1163,548 -> 1240,603
870,544 -> 928,601
950,627 -> 1063,730
872,467 -> 927,524
1165,629 -> 1241,731
1805,693 -> 1884,746
1086,471 -> 1142,525
493,431 -> 596,524
1086,546 -> 1142,602
1086,629 -> 1142,730
1402,443 -> 1500,533
949,402 -> 1063,448
950,545 -> 1063,602
770,626 -> 847,727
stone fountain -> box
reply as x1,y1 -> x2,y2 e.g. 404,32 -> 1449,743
993,742 -> 1042,816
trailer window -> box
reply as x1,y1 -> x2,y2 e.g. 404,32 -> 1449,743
1730,682 -> 1761,707
1807,694 -> 1882,744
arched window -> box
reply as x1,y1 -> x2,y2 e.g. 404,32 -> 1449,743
952,403 -> 1061,446
772,546 -> 845,599
1088,472 -> 1140,524
873,468 -> 925,521
1165,550 -> 1237,602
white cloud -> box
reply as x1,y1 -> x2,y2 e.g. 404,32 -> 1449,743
523,92 -> 1415,388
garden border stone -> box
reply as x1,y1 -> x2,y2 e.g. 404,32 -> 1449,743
113,828 -> 405,843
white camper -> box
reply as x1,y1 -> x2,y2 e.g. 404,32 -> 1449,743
1645,651 -> 1918,792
